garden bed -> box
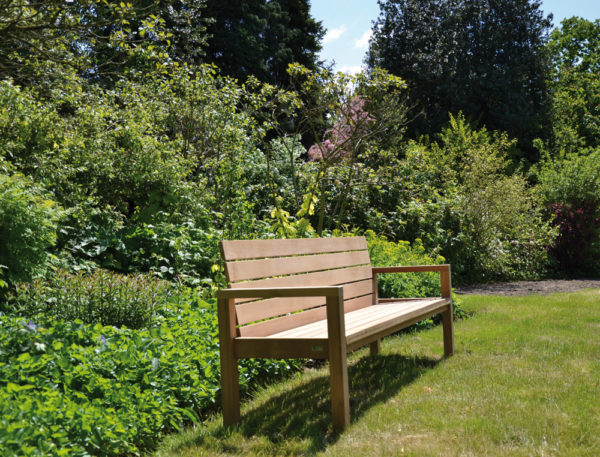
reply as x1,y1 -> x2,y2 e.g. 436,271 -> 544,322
455,279 -> 600,295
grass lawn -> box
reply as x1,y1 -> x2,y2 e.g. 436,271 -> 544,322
154,289 -> 600,457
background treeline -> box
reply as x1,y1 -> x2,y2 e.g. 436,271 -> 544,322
0,0 -> 600,455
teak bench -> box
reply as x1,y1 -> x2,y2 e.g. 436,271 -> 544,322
217,236 -> 454,432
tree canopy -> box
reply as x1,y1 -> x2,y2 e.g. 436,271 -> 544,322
367,0 -> 553,163
202,0 -> 324,86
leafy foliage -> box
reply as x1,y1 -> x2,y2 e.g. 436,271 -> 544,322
288,65 -> 408,234
535,150 -> 600,274
0,0 -> 177,87
202,0 -> 324,86
0,173 -> 61,286
4,270 -> 179,329
387,115 -> 555,282
545,17 -> 600,156
0,296 -> 301,456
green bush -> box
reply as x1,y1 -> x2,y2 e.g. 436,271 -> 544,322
429,114 -> 556,282
58,208 -> 222,284
4,270 -> 179,329
380,115 -> 555,283
0,296 -> 301,457
0,81 -> 59,175
0,173 -> 61,287
366,230 -> 445,298
535,149 -> 600,274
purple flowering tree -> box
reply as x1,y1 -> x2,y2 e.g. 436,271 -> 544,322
288,64 -> 408,234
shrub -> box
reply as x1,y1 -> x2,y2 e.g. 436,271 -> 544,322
55,204 -> 222,284
383,115 -> 555,283
3,270 -> 179,329
0,296 -> 301,457
536,149 -> 600,274
430,114 -> 556,282
0,173 -> 61,287
366,230 -> 445,298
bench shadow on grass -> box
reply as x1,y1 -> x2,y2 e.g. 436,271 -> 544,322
175,353 -> 440,456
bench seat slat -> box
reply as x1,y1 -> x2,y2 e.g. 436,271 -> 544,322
221,237 -> 367,261
346,300 -> 449,346
226,250 -> 370,282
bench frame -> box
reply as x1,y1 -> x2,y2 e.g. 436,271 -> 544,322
217,245 -> 454,432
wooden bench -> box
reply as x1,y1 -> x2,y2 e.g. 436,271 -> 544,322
217,236 -> 454,432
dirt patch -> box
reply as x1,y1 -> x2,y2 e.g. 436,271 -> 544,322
455,279 -> 600,296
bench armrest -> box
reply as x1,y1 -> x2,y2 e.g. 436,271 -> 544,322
372,264 -> 452,299
217,286 -> 346,343
371,264 -> 450,274
217,286 -> 344,300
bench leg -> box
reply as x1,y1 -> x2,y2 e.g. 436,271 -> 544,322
369,339 -> 380,356
442,305 -> 454,356
329,346 -> 350,433
218,297 -> 240,426
326,294 -> 350,432
220,351 -> 240,426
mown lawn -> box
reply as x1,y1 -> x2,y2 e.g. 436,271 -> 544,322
154,289 -> 600,457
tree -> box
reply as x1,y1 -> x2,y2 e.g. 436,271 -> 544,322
367,0 -> 553,163
0,0 -> 210,87
544,17 -> 600,156
287,65 -> 408,234
202,0 -> 324,86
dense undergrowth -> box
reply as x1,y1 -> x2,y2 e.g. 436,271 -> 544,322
0,293 -> 301,456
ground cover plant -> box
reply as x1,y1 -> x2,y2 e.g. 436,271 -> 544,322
154,288 -> 600,457
0,292 -> 302,457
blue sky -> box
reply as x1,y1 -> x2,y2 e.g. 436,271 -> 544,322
311,0 -> 600,73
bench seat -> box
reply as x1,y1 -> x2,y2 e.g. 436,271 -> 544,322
270,298 -> 449,343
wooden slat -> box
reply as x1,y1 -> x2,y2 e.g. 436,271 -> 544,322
269,301 -> 392,339
221,236 -> 367,261
232,265 -> 373,303
346,307 -> 448,352
343,293 -> 373,313
239,305 -> 326,337
238,295 -> 372,337
236,279 -> 373,325
258,295 -> 379,339
378,297 -> 439,303
218,286 -> 342,300
226,250 -> 370,282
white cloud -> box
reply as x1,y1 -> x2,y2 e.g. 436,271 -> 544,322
354,30 -> 372,49
339,65 -> 364,75
323,25 -> 347,44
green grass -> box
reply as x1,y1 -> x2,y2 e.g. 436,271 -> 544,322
154,289 -> 600,457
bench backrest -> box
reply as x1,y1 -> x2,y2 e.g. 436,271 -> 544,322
221,236 -> 374,337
